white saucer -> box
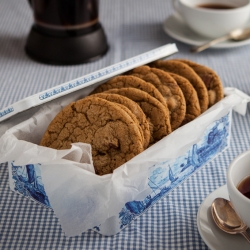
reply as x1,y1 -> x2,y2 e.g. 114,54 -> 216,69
163,14 -> 250,49
197,185 -> 250,250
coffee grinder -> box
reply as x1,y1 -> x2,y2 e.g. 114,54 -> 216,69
25,0 -> 108,65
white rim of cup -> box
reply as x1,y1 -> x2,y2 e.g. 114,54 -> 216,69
180,0 -> 250,13
227,149 -> 250,203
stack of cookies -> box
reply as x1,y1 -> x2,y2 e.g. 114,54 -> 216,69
40,59 -> 224,175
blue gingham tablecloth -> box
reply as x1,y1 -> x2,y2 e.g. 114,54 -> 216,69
0,0 -> 250,249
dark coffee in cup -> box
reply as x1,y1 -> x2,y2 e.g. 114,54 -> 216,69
237,175 -> 250,199
30,0 -> 99,30
196,4 -> 236,10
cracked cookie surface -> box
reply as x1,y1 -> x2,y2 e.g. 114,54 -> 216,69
90,92 -> 150,149
105,87 -> 172,145
151,60 -> 209,113
176,59 -> 224,107
169,73 -> 201,125
91,75 -> 167,108
40,97 -> 144,175
127,65 -> 186,130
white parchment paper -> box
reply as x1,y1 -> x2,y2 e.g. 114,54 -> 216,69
0,87 -> 249,237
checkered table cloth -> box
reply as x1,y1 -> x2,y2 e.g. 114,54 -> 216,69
0,0 -> 250,249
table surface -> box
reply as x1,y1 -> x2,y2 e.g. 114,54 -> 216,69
1,0 -> 250,249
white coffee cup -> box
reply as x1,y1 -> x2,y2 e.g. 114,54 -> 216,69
227,149 -> 250,228
172,0 -> 250,38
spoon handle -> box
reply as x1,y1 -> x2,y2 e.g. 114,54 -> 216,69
240,231 -> 250,244
190,34 -> 231,53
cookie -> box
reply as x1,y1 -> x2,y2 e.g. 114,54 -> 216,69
127,65 -> 186,130
169,73 -> 201,125
113,102 -> 146,149
40,97 -> 144,175
176,59 -> 224,107
90,75 -> 167,108
150,60 -> 209,113
104,87 -> 172,144
90,92 -> 150,149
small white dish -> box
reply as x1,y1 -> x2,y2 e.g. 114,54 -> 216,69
197,185 -> 250,250
163,14 -> 250,49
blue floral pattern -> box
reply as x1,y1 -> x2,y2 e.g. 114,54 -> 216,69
118,113 -> 230,229
11,163 -> 51,208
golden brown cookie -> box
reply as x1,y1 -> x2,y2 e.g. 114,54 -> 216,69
90,92 -> 150,149
126,65 -> 186,130
40,97 -> 144,175
90,75 -> 167,108
169,73 -> 201,125
113,103 -> 146,149
104,87 -> 172,145
176,59 -> 224,107
150,60 -> 209,113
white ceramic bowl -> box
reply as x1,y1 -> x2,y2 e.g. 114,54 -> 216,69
227,149 -> 250,228
173,0 -> 250,38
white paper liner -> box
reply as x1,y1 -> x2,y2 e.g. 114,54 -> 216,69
0,87 -> 249,237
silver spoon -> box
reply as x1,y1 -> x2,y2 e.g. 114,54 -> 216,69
191,27 -> 250,53
211,197 -> 250,243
